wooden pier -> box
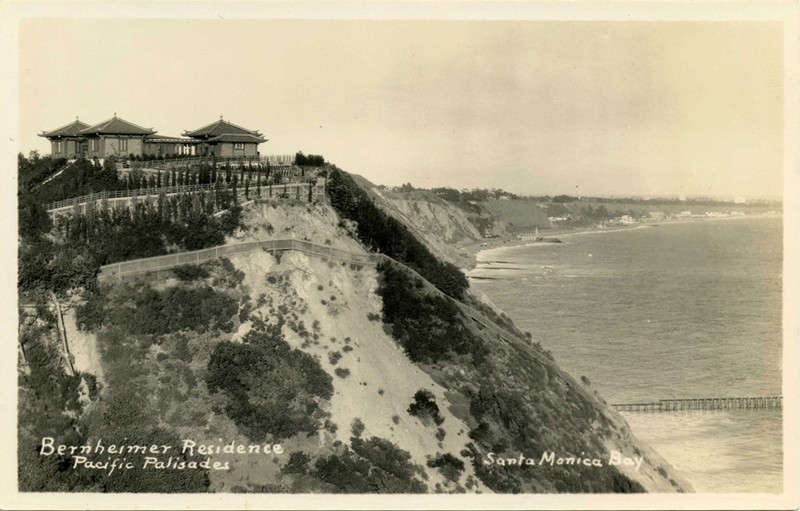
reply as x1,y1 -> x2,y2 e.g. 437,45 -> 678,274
611,396 -> 782,412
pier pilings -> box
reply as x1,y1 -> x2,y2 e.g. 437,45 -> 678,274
611,396 -> 782,412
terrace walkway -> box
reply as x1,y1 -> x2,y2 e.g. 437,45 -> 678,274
46,181 -> 325,218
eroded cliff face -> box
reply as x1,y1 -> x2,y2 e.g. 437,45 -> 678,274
347,176 -> 554,269
349,176 -> 491,268
26,198 -> 690,493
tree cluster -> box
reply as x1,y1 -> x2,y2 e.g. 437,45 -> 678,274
19,187 -> 242,296
294,152 -> 325,166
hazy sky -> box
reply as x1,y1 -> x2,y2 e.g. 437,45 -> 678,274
19,19 -> 784,197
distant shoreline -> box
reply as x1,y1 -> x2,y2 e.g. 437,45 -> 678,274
462,211 -> 782,271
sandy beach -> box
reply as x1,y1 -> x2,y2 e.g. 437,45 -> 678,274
460,212 -> 781,270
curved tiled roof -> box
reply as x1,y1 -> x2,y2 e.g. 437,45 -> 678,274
183,119 -> 263,139
208,133 -> 268,143
80,116 -> 156,136
40,119 -> 91,138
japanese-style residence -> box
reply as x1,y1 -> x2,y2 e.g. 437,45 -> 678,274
40,115 -> 267,159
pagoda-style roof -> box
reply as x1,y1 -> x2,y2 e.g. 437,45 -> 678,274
39,119 -> 91,139
208,133 -> 268,143
183,118 -> 264,141
80,115 -> 156,136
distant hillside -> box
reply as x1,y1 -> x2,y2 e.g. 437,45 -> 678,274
480,199 -> 553,233
347,179 -> 779,265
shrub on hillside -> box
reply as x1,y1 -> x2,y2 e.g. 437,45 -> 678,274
407,390 -> 444,426
281,452 -> 312,476
426,453 -> 464,483
351,418 -> 365,438
206,325 -> 333,441
19,304 -> 211,493
19,238 -> 99,295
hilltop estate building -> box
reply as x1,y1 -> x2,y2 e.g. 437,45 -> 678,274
40,115 -> 267,160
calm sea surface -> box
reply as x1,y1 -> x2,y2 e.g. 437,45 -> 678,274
469,216 -> 783,493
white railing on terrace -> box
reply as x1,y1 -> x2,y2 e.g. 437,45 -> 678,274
128,155 -> 296,170
46,181 -> 324,212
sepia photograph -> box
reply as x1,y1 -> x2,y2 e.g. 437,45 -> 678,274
2,2 -> 798,509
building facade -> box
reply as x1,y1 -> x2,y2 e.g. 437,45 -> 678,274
183,118 -> 267,157
79,116 -> 155,159
40,115 -> 266,159
39,119 -> 91,159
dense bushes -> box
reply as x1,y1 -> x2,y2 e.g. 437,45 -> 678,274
312,439 -> 426,493
326,168 -> 468,299
206,324 -> 333,441
18,297 -> 211,493
171,264 -> 210,282
77,281 -> 238,335
376,262 -> 487,363
18,152 -> 67,192
462,358 -> 646,493
19,238 -> 100,295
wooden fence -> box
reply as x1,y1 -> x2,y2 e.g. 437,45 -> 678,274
100,239 -> 380,280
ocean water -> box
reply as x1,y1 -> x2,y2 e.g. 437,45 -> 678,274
469,217 -> 783,493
